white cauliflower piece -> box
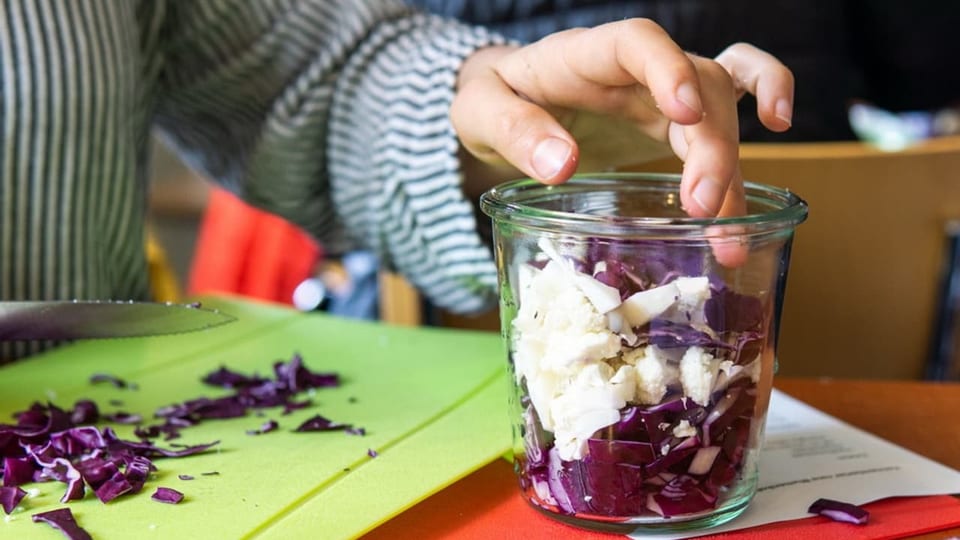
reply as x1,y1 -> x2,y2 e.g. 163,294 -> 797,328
606,310 -> 639,346
535,237 -> 621,314
624,346 -> 678,405
521,365 -> 565,431
711,359 -> 742,393
511,259 -> 622,435
618,275 -> 712,329
609,364 -> 637,404
619,283 -> 679,328
718,360 -> 735,376
680,346 -> 720,406
665,276 -> 712,329
549,362 -> 627,460
513,261 -> 621,373
672,419 -> 697,438
674,276 -> 711,311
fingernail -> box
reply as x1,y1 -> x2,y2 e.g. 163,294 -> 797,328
692,177 -> 722,216
775,98 -> 793,127
532,137 -> 572,180
676,82 -> 702,115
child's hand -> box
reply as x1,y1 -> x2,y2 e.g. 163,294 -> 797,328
453,19 -> 794,219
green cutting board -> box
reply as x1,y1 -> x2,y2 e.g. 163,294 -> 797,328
0,297 -> 513,539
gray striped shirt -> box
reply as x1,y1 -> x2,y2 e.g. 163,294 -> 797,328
0,0 -> 501,360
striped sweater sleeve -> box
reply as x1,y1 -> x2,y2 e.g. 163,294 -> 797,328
0,0 -> 162,361
154,0 -> 503,314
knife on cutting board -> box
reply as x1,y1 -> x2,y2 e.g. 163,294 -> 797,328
0,301 -> 236,340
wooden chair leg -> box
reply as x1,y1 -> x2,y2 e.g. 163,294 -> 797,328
927,220 -> 960,380
378,271 -> 423,326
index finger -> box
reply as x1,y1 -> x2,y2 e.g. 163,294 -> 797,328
675,57 -> 743,218
499,19 -> 706,126
715,43 -> 795,132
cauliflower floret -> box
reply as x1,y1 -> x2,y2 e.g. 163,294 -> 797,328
576,361 -> 616,390
663,276 -> 712,329
511,260 -> 624,435
619,283 -> 679,328
718,360 -> 735,376
674,276 -> 711,311
672,419 -> 697,438
609,364 -> 637,404
521,364 -> 565,431
552,406 -> 621,460
680,346 -> 720,406
513,261 -> 621,373
536,238 -> 622,313
617,275 -> 713,329
606,310 -> 639,346
549,362 -> 627,460
623,346 -> 678,405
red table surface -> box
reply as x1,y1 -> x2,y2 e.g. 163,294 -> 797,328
364,459 -> 960,540
364,378 -> 960,539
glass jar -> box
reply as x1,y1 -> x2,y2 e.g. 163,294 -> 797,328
480,173 -> 808,533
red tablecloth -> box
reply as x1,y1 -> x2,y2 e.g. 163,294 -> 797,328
365,459 -> 960,540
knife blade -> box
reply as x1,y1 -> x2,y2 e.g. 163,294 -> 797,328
0,301 -> 236,341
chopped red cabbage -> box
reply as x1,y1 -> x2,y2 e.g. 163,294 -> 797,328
201,366 -> 269,389
702,387 -> 756,446
0,400 -> 217,506
9,402 -> 72,437
3,456 -> 35,487
648,474 -> 718,517
367,449 -> 378,458
149,353 -> 342,437
89,373 -> 135,390
687,446 -> 722,475
69,400 -> 99,425
246,420 -> 279,436
543,446 -> 647,516
273,353 -> 340,391
32,508 -> 93,540
642,436 -> 701,477
522,381 -> 758,519
123,456 -> 153,494
294,415 -> 348,432
281,400 -> 313,415
93,469 -> 133,503
582,240 -> 706,291
643,320 -> 733,351
587,438 -> 655,464
101,412 -> 143,425
705,286 -> 764,333
49,458 -> 85,502
151,487 -> 184,504
807,498 -> 870,525
178,474 -> 194,481
1,353 -> 346,517
0,485 -> 26,514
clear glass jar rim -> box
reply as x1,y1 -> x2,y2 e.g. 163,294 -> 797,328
480,173 -> 808,233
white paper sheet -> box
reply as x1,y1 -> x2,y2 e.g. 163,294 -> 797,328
630,388 -> 960,538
